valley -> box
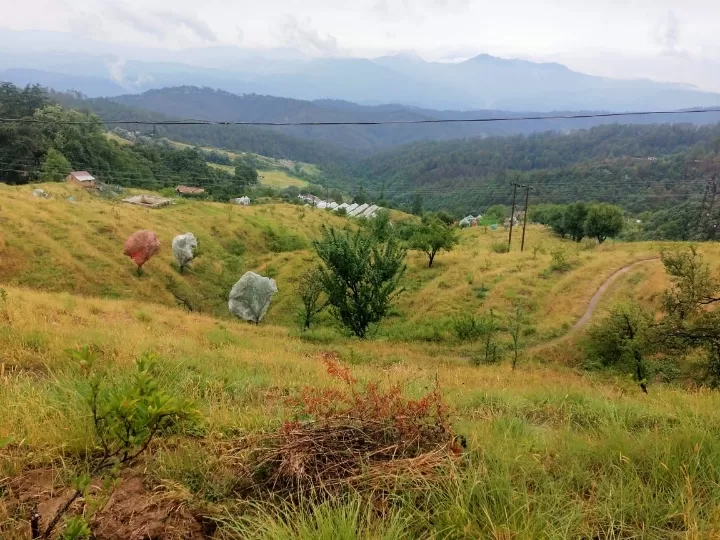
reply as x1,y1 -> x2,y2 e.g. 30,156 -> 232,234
2,59 -> 720,538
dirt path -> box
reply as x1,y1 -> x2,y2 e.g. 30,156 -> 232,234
535,257 -> 660,350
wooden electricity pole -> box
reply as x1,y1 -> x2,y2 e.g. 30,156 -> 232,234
520,185 -> 532,252
508,183 -> 518,249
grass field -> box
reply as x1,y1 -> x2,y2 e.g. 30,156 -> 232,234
208,164 -> 308,188
1,183 -> 720,538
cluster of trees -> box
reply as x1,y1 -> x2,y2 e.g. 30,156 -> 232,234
531,202 -> 625,243
342,123 -> 720,217
0,83 -> 262,201
587,247 -> 720,390
53,90 -> 354,166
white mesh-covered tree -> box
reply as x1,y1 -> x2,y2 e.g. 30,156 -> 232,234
228,272 -> 278,324
172,233 -> 198,273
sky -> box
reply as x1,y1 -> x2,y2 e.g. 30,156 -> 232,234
2,0 -> 720,90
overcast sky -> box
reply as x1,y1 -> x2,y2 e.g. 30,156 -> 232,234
3,0 -> 720,89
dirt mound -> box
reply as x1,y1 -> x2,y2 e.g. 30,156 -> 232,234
3,469 -> 211,539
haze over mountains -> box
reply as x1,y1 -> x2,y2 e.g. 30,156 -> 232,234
3,29 -> 720,112
56,86 -> 720,157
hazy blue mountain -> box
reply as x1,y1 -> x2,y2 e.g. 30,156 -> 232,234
2,30 -> 720,111
106,86 -> 720,153
0,68 -> 128,97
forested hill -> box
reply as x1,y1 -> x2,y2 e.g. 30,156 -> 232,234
52,91 -> 354,165
346,123 -> 720,215
107,86 -> 720,154
0,83 -> 264,199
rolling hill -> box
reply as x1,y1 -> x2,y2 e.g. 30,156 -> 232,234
3,179 -> 720,538
106,86 -> 720,154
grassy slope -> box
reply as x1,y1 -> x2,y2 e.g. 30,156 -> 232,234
2,285 -> 720,537
170,139 -> 316,187
208,163 -> 307,188
3,183 -> 720,536
0,182 -> 346,318
2,182 -> 714,343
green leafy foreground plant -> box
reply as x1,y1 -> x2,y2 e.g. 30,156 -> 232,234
38,347 -> 198,539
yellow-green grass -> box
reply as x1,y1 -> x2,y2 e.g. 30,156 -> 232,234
2,285 -> 720,537
168,140 -> 319,181
208,163 -> 308,188
3,182 -> 720,536
0,182 -> 346,318
103,132 -> 131,145
1,182 -> 713,345
257,169 -> 307,188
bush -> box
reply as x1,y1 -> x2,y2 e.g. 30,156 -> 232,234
248,356 -> 461,497
40,347 -> 198,538
453,310 -> 502,365
549,247 -> 572,273
490,241 -> 510,254
452,315 -> 485,341
584,304 -> 654,392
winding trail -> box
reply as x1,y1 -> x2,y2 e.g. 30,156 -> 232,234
535,257 -> 660,350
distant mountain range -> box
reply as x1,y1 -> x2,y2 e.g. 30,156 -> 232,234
2,29 -> 720,111
70,86 -> 720,154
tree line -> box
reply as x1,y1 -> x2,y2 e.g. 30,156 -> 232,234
0,83 -> 262,201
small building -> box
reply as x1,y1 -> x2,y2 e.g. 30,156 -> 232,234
66,171 -> 96,188
122,194 -> 173,209
176,185 -> 205,196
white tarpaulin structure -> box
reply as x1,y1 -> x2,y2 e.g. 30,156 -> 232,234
233,196 -> 251,206
228,271 -> 278,324
172,232 -> 198,270
459,215 -> 475,228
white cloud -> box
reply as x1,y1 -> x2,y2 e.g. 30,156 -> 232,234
279,16 -> 340,56
152,11 -> 218,42
101,3 -> 216,43
106,55 -> 126,83
653,10 -> 683,55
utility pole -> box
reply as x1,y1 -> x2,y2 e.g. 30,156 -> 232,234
697,172 -> 718,240
508,183 -> 518,250
520,185 -> 532,252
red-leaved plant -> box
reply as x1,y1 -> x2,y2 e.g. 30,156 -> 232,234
250,353 -> 462,497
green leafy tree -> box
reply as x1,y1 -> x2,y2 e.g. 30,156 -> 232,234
329,188 -> 344,203
484,205 -> 508,223
409,218 -> 460,268
563,202 -> 588,242
585,304 -> 653,392
297,267 -> 327,330
584,203 -> 625,243
313,227 -> 406,338
656,247 -> 720,385
40,148 -> 72,182
367,209 -> 393,242
353,190 -> 369,205
234,160 -> 259,186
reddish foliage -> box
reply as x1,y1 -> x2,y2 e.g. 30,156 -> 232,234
289,357 -> 454,453
253,358 -> 461,496
123,230 -> 161,268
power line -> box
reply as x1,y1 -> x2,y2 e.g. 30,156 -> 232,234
2,108 -> 720,126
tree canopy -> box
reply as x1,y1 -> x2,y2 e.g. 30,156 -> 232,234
409,218 -> 460,268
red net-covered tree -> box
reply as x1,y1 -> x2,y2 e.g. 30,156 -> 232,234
123,230 -> 161,275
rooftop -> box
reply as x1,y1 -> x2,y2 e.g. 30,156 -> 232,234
68,171 -> 95,182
